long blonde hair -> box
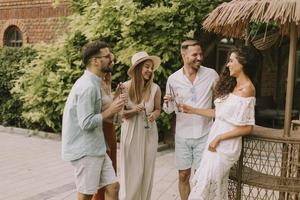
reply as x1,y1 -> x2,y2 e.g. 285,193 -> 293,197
128,60 -> 153,104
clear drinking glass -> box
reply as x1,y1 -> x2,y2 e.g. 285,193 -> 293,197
113,83 -> 125,124
143,102 -> 150,129
143,112 -> 150,129
174,93 -> 183,113
113,111 -> 123,125
169,84 -> 183,114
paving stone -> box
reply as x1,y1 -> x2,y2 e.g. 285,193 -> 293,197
0,131 -> 179,200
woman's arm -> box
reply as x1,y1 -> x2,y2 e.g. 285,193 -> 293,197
147,87 -> 161,122
181,104 -> 215,118
208,125 -> 253,152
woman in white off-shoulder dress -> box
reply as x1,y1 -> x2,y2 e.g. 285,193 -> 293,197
180,46 -> 261,200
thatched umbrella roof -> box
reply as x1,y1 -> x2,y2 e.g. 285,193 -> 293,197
203,0 -> 300,38
202,0 -> 300,137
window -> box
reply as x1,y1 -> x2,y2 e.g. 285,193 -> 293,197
4,25 -> 23,47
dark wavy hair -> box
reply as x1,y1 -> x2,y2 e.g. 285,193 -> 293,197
214,46 -> 261,98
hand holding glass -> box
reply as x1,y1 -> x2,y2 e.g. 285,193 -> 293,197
113,84 -> 126,124
175,94 -> 184,113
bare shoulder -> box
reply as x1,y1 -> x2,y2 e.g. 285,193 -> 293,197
155,85 -> 161,96
240,82 -> 255,97
154,84 -> 161,105
152,83 -> 161,95
153,83 -> 161,91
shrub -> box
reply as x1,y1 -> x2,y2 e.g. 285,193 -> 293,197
13,0 -> 223,136
0,47 -> 36,127
12,33 -> 87,132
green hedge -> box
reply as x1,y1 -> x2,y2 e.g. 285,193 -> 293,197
0,47 -> 36,128
11,0 -> 223,137
11,34 -> 87,132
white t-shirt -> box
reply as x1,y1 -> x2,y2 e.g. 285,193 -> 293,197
163,66 -> 219,139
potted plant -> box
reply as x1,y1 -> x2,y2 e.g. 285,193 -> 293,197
249,21 -> 280,50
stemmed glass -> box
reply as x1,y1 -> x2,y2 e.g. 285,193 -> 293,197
143,101 -> 150,129
169,84 -> 183,113
175,93 -> 184,113
113,83 -> 125,124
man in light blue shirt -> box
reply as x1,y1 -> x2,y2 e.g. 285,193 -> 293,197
62,41 -> 125,200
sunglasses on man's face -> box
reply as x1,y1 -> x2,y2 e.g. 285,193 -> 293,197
94,54 -> 111,59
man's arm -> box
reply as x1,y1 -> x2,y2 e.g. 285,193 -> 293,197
102,95 -> 126,120
77,87 -> 102,131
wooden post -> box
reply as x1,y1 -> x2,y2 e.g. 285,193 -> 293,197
280,22 -> 298,199
283,22 -> 297,137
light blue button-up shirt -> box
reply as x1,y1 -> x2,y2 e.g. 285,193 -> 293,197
62,70 -> 106,161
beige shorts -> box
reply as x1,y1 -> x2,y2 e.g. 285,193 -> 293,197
71,154 -> 118,195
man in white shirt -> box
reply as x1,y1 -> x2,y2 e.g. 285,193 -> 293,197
163,40 -> 219,200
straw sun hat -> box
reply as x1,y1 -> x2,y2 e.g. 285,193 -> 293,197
127,51 -> 161,77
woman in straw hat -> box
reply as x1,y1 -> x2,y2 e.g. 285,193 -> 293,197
180,46 -> 259,200
119,51 -> 161,200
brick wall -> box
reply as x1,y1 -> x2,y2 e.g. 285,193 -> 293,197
0,0 -> 71,46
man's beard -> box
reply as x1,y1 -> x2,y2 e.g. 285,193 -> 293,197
101,65 -> 113,73
192,60 -> 201,69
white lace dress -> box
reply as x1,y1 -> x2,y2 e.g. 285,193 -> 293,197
188,93 -> 255,200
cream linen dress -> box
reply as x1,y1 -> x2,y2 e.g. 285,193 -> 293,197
188,93 -> 255,200
119,81 -> 159,200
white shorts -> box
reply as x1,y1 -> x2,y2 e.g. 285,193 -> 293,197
175,134 -> 208,170
71,154 -> 118,195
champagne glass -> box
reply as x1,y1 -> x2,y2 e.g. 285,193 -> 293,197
143,102 -> 150,129
113,83 -> 125,124
169,84 -> 180,113
175,93 -> 184,113
170,85 -> 183,113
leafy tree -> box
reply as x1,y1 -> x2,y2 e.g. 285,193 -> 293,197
13,0 -> 224,135
12,33 -> 87,132
0,47 -> 36,127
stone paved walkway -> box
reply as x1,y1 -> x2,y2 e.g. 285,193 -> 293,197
0,131 -> 179,200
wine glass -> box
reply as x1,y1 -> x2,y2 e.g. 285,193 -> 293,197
113,82 -> 125,124
143,102 -> 150,129
175,93 -> 184,113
